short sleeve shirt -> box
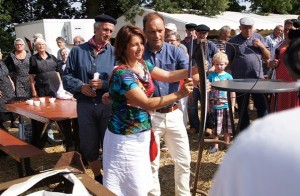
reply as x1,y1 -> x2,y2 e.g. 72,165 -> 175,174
108,60 -> 155,135
208,72 -> 233,109
143,42 -> 189,99
226,33 -> 267,79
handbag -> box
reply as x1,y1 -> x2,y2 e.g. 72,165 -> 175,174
206,111 -> 216,129
150,130 -> 158,162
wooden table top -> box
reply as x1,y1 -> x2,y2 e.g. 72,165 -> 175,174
6,97 -> 77,124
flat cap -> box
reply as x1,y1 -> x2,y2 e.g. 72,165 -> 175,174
185,23 -> 197,30
95,14 -> 117,25
196,24 -> 210,32
239,17 -> 254,26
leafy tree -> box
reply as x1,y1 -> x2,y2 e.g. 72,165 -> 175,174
150,0 -> 229,16
82,0 -> 146,22
227,0 -> 246,12
248,0 -> 293,14
290,1 -> 300,15
0,0 -> 14,54
33,0 -> 83,19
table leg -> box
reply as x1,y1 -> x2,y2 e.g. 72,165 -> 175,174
24,158 -> 34,176
40,123 -> 49,140
16,161 -> 24,177
235,93 -> 248,136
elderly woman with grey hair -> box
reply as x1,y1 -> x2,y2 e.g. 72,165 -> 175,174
29,38 -> 74,150
5,38 -> 31,98
29,38 -> 61,98
4,38 -> 31,128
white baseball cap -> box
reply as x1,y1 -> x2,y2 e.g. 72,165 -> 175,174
165,23 -> 177,32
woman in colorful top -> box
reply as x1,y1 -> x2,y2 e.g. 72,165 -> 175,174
208,52 -> 235,153
103,25 -> 196,196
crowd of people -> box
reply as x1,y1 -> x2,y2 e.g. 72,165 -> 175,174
0,11 -> 300,196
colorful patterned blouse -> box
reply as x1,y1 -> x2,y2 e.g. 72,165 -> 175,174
108,60 -> 155,135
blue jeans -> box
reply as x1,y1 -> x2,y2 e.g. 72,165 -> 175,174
188,88 -> 201,131
236,93 -> 268,131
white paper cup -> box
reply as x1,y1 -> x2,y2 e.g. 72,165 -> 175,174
34,100 -> 41,106
49,98 -> 56,103
26,100 -> 34,105
39,97 -> 46,103
93,72 -> 100,80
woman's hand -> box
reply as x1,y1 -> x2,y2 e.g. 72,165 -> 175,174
178,78 -> 194,97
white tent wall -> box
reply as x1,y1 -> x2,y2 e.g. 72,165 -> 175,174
15,19 -> 94,57
113,8 -> 299,39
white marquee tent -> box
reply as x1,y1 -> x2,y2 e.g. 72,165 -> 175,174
113,8 -> 299,39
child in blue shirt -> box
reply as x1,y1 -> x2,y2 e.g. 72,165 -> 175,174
207,52 -> 235,153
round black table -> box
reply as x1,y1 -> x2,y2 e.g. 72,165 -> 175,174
211,79 -> 300,135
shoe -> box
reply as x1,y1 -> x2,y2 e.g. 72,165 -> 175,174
209,147 -> 219,154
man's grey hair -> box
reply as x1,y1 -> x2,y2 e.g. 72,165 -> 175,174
94,22 -> 101,33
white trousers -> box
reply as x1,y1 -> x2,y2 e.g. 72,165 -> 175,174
149,109 -> 191,196
178,97 -> 189,128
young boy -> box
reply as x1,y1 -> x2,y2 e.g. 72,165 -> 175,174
207,52 -> 235,153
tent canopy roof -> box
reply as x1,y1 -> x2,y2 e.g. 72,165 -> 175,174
113,8 -> 299,38
160,11 -> 298,31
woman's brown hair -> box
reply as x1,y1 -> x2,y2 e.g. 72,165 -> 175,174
114,25 -> 146,65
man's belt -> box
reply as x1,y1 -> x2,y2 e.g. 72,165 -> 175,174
156,105 -> 178,113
